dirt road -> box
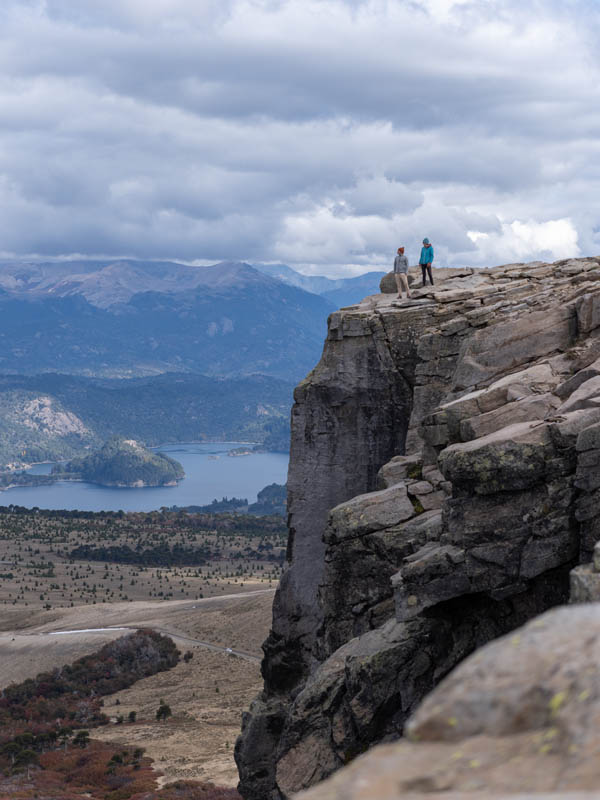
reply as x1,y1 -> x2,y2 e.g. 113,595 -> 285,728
0,589 -> 274,686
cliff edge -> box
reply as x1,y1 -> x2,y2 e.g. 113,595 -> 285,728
236,257 -> 600,799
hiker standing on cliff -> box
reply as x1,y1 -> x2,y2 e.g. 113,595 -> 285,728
393,247 -> 411,299
420,238 -> 434,286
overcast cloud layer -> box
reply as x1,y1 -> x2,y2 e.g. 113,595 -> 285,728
0,0 -> 599,276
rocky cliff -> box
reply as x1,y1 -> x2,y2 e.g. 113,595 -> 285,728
295,603 -> 600,798
236,257 -> 600,799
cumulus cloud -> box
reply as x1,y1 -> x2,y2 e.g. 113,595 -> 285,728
0,0 -> 599,275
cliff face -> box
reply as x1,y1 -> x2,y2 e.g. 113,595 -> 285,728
266,305 -> 429,688
236,257 -> 600,799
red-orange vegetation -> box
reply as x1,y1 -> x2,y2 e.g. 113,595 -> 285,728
148,780 -> 242,799
0,739 -> 156,799
0,741 -> 241,799
0,629 -> 180,772
0,630 -> 241,800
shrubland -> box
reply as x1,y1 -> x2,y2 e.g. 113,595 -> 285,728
0,630 -> 242,799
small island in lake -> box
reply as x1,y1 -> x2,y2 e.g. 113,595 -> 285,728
227,447 -> 252,457
52,437 -> 185,488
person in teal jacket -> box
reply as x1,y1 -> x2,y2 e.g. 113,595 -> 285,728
419,238 -> 434,286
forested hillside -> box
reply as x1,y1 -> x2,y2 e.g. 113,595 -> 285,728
55,437 -> 185,487
0,373 -> 292,468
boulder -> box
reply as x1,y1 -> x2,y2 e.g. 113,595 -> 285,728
576,421 -> 600,452
379,271 -> 416,293
406,480 -> 433,495
424,364 -> 558,445
570,563 -> 600,602
393,544 -> 470,620
476,363 -> 558,412
459,393 -> 559,442
559,375 -> 600,414
439,315 -> 469,336
417,489 -> 447,511
438,422 -> 554,495
296,605 -> 600,798
576,292 -> 600,333
327,484 -> 415,542
555,357 -> 600,399
408,604 -> 600,753
451,307 -> 576,391
549,408 -> 600,450
376,454 -> 422,488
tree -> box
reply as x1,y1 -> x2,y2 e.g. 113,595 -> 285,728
156,701 -> 172,722
16,747 -> 38,779
1,741 -> 20,768
132,746 -> 144,769
73,730 -> 90,749
106,752 -> 123,774
57,726 -> 73,751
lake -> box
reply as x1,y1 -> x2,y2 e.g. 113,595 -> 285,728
2,443 -> 289,512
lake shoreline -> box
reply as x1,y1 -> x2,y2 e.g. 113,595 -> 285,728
0,443 -> 289,513
4,440 -> 265,473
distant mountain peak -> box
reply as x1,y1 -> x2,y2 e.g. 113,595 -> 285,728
0,259 -> 277,308
252,262 -> 386,304
0,258 -> 385,309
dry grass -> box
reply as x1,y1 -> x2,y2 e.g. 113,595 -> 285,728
95,648 -> 261,786
0,507 -> 279,788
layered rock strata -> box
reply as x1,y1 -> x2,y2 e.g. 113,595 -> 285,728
236,256 -> 600,799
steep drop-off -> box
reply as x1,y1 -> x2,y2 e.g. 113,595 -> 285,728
236,257 -> 600,799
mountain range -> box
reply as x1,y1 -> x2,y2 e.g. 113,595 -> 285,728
0,260 -> 384,382
253,263 -> 386,309
0,259 -> 384,467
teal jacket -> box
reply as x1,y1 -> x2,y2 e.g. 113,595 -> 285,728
420,245 -> 434,265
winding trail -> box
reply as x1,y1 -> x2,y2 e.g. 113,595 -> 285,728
133,626 -> 260,663
46,624 -> 261,662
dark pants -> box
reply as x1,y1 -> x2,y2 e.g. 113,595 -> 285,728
421,263 -> 434,286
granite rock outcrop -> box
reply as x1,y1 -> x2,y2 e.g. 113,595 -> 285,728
236,256 -> 600,799
295,604 -> 600,798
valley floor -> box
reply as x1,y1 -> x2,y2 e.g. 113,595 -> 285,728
0,589 -> 275,787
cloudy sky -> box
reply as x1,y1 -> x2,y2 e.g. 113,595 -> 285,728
0,0 -> 598,276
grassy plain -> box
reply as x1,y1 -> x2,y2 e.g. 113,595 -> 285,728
0,507 -> 285,607
0,508 -> 281,788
